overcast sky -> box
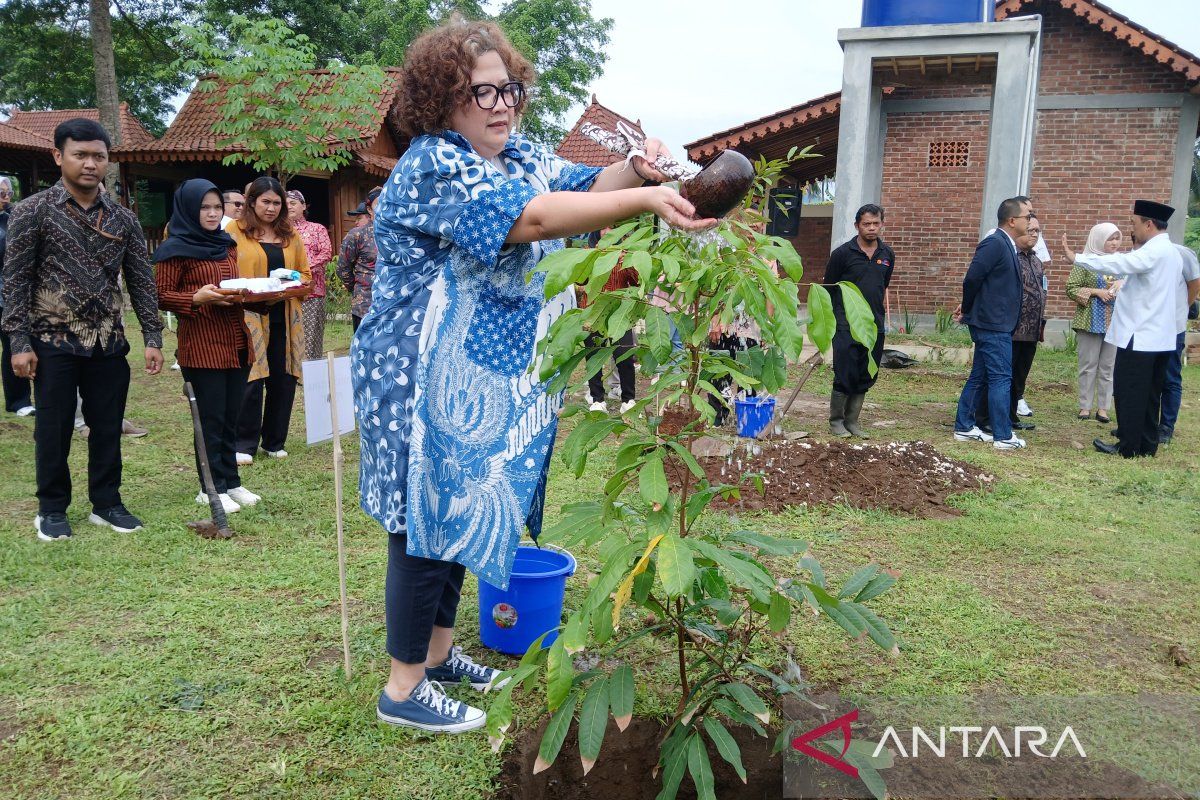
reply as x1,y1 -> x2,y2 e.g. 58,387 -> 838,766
568,0 -> 1200,158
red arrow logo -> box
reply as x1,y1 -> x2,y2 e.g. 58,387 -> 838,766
791,708 -> 860,779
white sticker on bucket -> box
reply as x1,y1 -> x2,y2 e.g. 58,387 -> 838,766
492,602 -> 518,629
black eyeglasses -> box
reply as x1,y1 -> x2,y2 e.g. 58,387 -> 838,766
228,201 -> 244,208
470,81 -> 526,111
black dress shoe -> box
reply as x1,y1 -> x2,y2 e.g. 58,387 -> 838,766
1093,438 -> 1120,455
1012,421 -> 1036,431
1110,428 -> 1120,437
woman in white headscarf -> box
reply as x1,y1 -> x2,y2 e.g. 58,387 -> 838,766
1065,222 -> 1122,423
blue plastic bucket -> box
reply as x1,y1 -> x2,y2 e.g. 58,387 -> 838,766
735,396 -> 776,439
479,546 -> 576,655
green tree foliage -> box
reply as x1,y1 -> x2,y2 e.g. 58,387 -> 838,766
0,0 -> 187,134
2,0 -> 609,145
491,0 -> 613,144
195,0 -> 614,144
175,14 -> 386,185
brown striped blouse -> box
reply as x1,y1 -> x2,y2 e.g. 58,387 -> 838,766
155,247 -> 259,369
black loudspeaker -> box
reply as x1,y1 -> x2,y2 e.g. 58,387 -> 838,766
766,188 -> 800,237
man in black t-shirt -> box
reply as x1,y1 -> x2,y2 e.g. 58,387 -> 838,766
824,204 -> 894,438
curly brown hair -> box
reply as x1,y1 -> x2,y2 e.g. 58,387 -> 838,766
392,19 -> 536,138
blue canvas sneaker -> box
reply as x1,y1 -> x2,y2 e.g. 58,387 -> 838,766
376,678 -> 485,733
425,646 -> 507,690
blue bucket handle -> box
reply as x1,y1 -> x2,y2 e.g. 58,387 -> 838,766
535,542 -> 576,577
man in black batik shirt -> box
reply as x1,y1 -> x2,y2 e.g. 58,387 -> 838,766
2,119 -> 163,541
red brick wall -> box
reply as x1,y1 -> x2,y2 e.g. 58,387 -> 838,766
1031,106 -> 1179,318
787,215 -> 833,299
1034,1 -> 1192,95
866,1 -> 1189,319
880,111 -> 992,317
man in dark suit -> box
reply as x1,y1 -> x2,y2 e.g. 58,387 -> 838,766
953,196 -> 1032,450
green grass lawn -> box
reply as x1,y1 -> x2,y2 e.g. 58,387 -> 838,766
1,320 -> 1197,798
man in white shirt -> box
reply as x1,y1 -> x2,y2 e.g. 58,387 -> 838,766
1061,200 -> 1181,458
220,189 -> 245,230
1159,244 -> 1200,444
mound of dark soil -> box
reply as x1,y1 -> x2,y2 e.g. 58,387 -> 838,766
669,439 -> 992,519
496,718 -> 780,800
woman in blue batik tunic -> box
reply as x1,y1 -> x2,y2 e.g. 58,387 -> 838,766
354,19 -> 715,733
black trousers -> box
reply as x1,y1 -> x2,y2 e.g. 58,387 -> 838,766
1112,339 -> 1171,458
182,366 -> 250,493
385,533 -> 467,664
237,306 -> 297,455
32,342 -> 130,514
585,330 -> 636,403
978,339 -> 1037,424
352,314 -> 363,332
832,326 -> 885,395
1,327 -> 32,411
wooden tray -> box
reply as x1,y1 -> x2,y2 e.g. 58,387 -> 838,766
240,284 -> 311,302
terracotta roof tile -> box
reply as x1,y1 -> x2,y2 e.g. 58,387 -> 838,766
996,0 -> 1200,82
556,96 -> 645,167
119,68 -> 404,161
685,90 -> 843,161
5,104 -> 155,148
0,121 -> 52,151
353,152 -> 398,178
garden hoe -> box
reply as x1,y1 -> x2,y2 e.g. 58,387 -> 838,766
183,382 -> 234,539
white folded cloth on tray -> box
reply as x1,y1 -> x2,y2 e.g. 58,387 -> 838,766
220,277 -> 281,292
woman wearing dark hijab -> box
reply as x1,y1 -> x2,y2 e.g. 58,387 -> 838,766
155,179 -> 266,514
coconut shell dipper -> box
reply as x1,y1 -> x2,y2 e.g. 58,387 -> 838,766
580,122 -> 754,220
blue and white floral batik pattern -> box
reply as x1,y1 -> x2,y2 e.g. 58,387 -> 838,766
351,130 -> 601,589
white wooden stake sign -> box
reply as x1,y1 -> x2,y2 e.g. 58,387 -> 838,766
301,353 -> 357,679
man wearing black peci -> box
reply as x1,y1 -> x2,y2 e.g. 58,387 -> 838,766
2,118 -> 164,541
1061,200 -> 1183,458
825,203 -> 895,438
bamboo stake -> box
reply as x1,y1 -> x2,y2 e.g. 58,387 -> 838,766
327,352 -> 352,679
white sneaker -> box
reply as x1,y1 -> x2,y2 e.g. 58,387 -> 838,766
619,399 -> 637,414
170,361 -> 181,371
197,492 -> 241,514
264,449 -> 288,459
15,405 -> 35,417
993,435 -> 1027,450
588,401 -> 606,413
953,427 -> 993,443
236,452 -> 254,466
226,486 -> 261,507
1016,398 -> 1033,417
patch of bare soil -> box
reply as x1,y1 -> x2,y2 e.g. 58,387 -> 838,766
305,646 -> 344,670
669,440 -> 992,519
497,718 -> 780,800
